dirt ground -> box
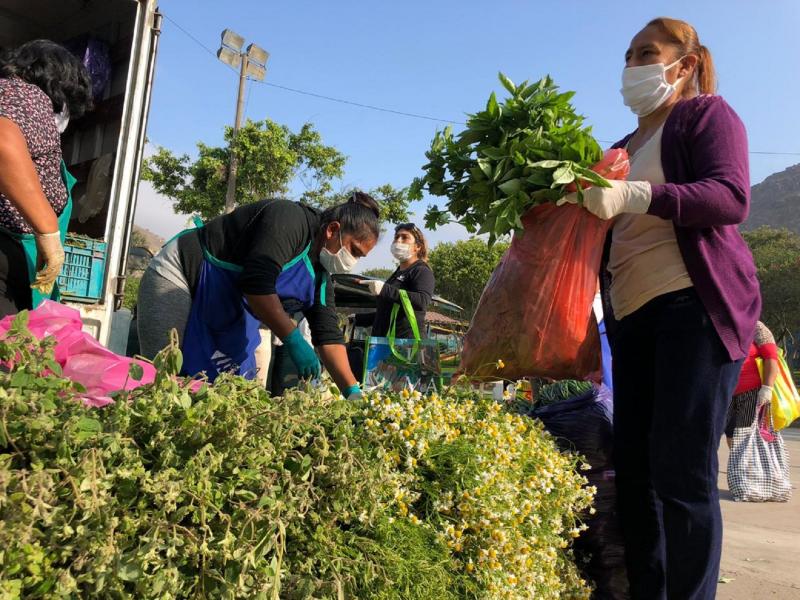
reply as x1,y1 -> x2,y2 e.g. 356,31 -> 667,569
716,428 -> 800,599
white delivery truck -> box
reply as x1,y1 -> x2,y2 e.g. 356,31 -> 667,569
0,0 -> 161,352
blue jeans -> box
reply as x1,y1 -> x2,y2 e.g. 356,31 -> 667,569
610,288 -> 743,600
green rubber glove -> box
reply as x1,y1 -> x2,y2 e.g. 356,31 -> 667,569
282,328 -> 321,379
344,384 -> 362,400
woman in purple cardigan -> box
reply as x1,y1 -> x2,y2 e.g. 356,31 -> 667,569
563,16 -> 760,600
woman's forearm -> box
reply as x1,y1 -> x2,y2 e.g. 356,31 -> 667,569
245,293 -> 296,339
318,343 -> 357,391
0,119 -> 59,233
762,357 -> 780,389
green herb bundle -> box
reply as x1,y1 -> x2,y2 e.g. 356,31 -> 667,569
0,313 -> 594,599
410,74 -> 610,244
537,380 -> 595,407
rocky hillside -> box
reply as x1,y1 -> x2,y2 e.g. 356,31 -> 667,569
131,225 -> 164,254
745,163 -> 800,233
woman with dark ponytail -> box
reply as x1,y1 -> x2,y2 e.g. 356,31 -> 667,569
560,16 -> 759,599
138,193 -> 380,398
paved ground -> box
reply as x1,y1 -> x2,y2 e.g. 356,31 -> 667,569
717,428 -> 800,599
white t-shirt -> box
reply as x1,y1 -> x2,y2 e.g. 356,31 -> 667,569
607,125 -> 693,319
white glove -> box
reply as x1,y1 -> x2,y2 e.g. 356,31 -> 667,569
32,232 -> 65,295
365,280 -> 385,296
757,385 -> 773,408
558,180 -> 652,220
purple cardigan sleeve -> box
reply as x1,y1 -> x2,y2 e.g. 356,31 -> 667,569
647,97 -> 750,228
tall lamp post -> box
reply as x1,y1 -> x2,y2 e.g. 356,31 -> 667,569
217,29 -> 269,214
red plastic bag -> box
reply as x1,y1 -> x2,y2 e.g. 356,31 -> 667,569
0,301 -> 157,406
460,150 -> 629,380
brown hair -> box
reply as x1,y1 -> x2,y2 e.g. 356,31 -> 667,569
647,17 -> 717,97
395,223 -> 429,262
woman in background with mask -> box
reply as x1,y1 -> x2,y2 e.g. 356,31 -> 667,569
356,223 -> 434,340
0,40 -> 92,316
561,17 -> 759,599
137,193 -> 379,399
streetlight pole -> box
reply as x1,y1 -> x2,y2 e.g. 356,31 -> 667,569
217,30 -> 268,214
224,53 -> 249,214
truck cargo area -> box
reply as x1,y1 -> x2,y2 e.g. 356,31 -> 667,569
0,0 -> 160,349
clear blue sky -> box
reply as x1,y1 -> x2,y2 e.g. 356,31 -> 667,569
136,0 -> 800,270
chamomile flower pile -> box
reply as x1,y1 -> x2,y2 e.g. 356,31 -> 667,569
362,387 -> 595,599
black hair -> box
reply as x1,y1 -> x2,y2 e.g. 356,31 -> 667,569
319,191 -> 381,241
0,39 -> 93,118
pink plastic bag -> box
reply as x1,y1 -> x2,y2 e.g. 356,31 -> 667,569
0,300 -> 156,406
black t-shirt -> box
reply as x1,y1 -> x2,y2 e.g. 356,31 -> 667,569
356,260 -> 435,338
177,199 -> 342,346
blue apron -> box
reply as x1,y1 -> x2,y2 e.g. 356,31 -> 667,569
180,220 -> 327,382
599,317 -> 613,391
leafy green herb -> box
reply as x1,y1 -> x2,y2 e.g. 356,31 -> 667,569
410,74 -> 609,244
537,380 -> 595,406
0,317 -> 594,599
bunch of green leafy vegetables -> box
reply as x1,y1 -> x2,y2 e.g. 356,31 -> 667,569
0,313 -> 462,600
410,74 -> 610,245
0,311 -> 595,600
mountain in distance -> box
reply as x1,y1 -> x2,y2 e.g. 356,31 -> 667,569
745,163 -> 800,233
131,225 -> 164,254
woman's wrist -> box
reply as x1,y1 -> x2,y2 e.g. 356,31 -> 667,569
344,383 -> 361,397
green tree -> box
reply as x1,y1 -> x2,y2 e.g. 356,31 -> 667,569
143,119 -> 413,223
325,183 -> 412,224
742,226 -> 800,343
123,275 -> 141,310
361,267 -> 395,280
428,238 -> 509,318
142,119 -> 347,219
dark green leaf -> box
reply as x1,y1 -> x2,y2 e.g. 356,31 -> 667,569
74,417 -> 102,441
128,363 -> 144,382
481,147 -> 506,160
498,179 -> 523,196
10,370 -> 32,388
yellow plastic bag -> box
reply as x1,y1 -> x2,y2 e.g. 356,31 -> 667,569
756,349 -> 800,430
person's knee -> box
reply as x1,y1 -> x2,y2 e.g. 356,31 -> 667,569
650,451 -> 714,502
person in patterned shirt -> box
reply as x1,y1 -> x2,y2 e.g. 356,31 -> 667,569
724,320 -> 780,444
0,39 -> 92,316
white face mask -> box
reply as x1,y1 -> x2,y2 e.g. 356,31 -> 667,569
320,230 -> 358,274
54,104 -> 70,134
620,57 -> 685,117
390,242 -> 414,261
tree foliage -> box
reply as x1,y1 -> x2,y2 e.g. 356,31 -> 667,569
428,238 -> 509,318
326,183 -> 412,224
360,267 -> 395,280
142,119 -> 413,224
742,226 -> 800,342
142,119 -> 346,219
